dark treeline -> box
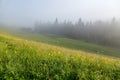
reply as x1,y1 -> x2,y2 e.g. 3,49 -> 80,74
33,18 -> 120,47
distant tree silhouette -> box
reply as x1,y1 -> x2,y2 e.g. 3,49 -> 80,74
34,17 -> 120,47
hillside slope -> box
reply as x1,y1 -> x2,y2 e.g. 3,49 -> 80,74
0,34 -> 120,80
0,27 -> 120,58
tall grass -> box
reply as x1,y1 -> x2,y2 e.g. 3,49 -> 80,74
0,34 -> 120,80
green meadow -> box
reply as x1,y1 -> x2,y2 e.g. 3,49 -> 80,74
0,34 -> 120,80
3,28 -> 120,58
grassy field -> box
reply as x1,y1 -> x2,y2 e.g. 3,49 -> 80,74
0,26 -> 120,58
0,34 -> 120,80
2,28 -> 119,58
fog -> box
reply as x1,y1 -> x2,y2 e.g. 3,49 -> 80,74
33,18 -> 120,47
0,0 -> 120,26
0,0 -> 120,47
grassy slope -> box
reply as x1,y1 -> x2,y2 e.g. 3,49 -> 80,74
6,30 -> 120,58
0,34 -> 120,80
0,27 -> 120,58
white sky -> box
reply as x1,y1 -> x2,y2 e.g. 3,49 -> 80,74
0,0 -> 120,26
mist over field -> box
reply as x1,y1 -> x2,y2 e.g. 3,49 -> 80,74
0,0 -> 120,48
33,18 -> 120,47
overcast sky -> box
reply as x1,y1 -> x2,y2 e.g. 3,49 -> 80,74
0,0 -> 120,27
